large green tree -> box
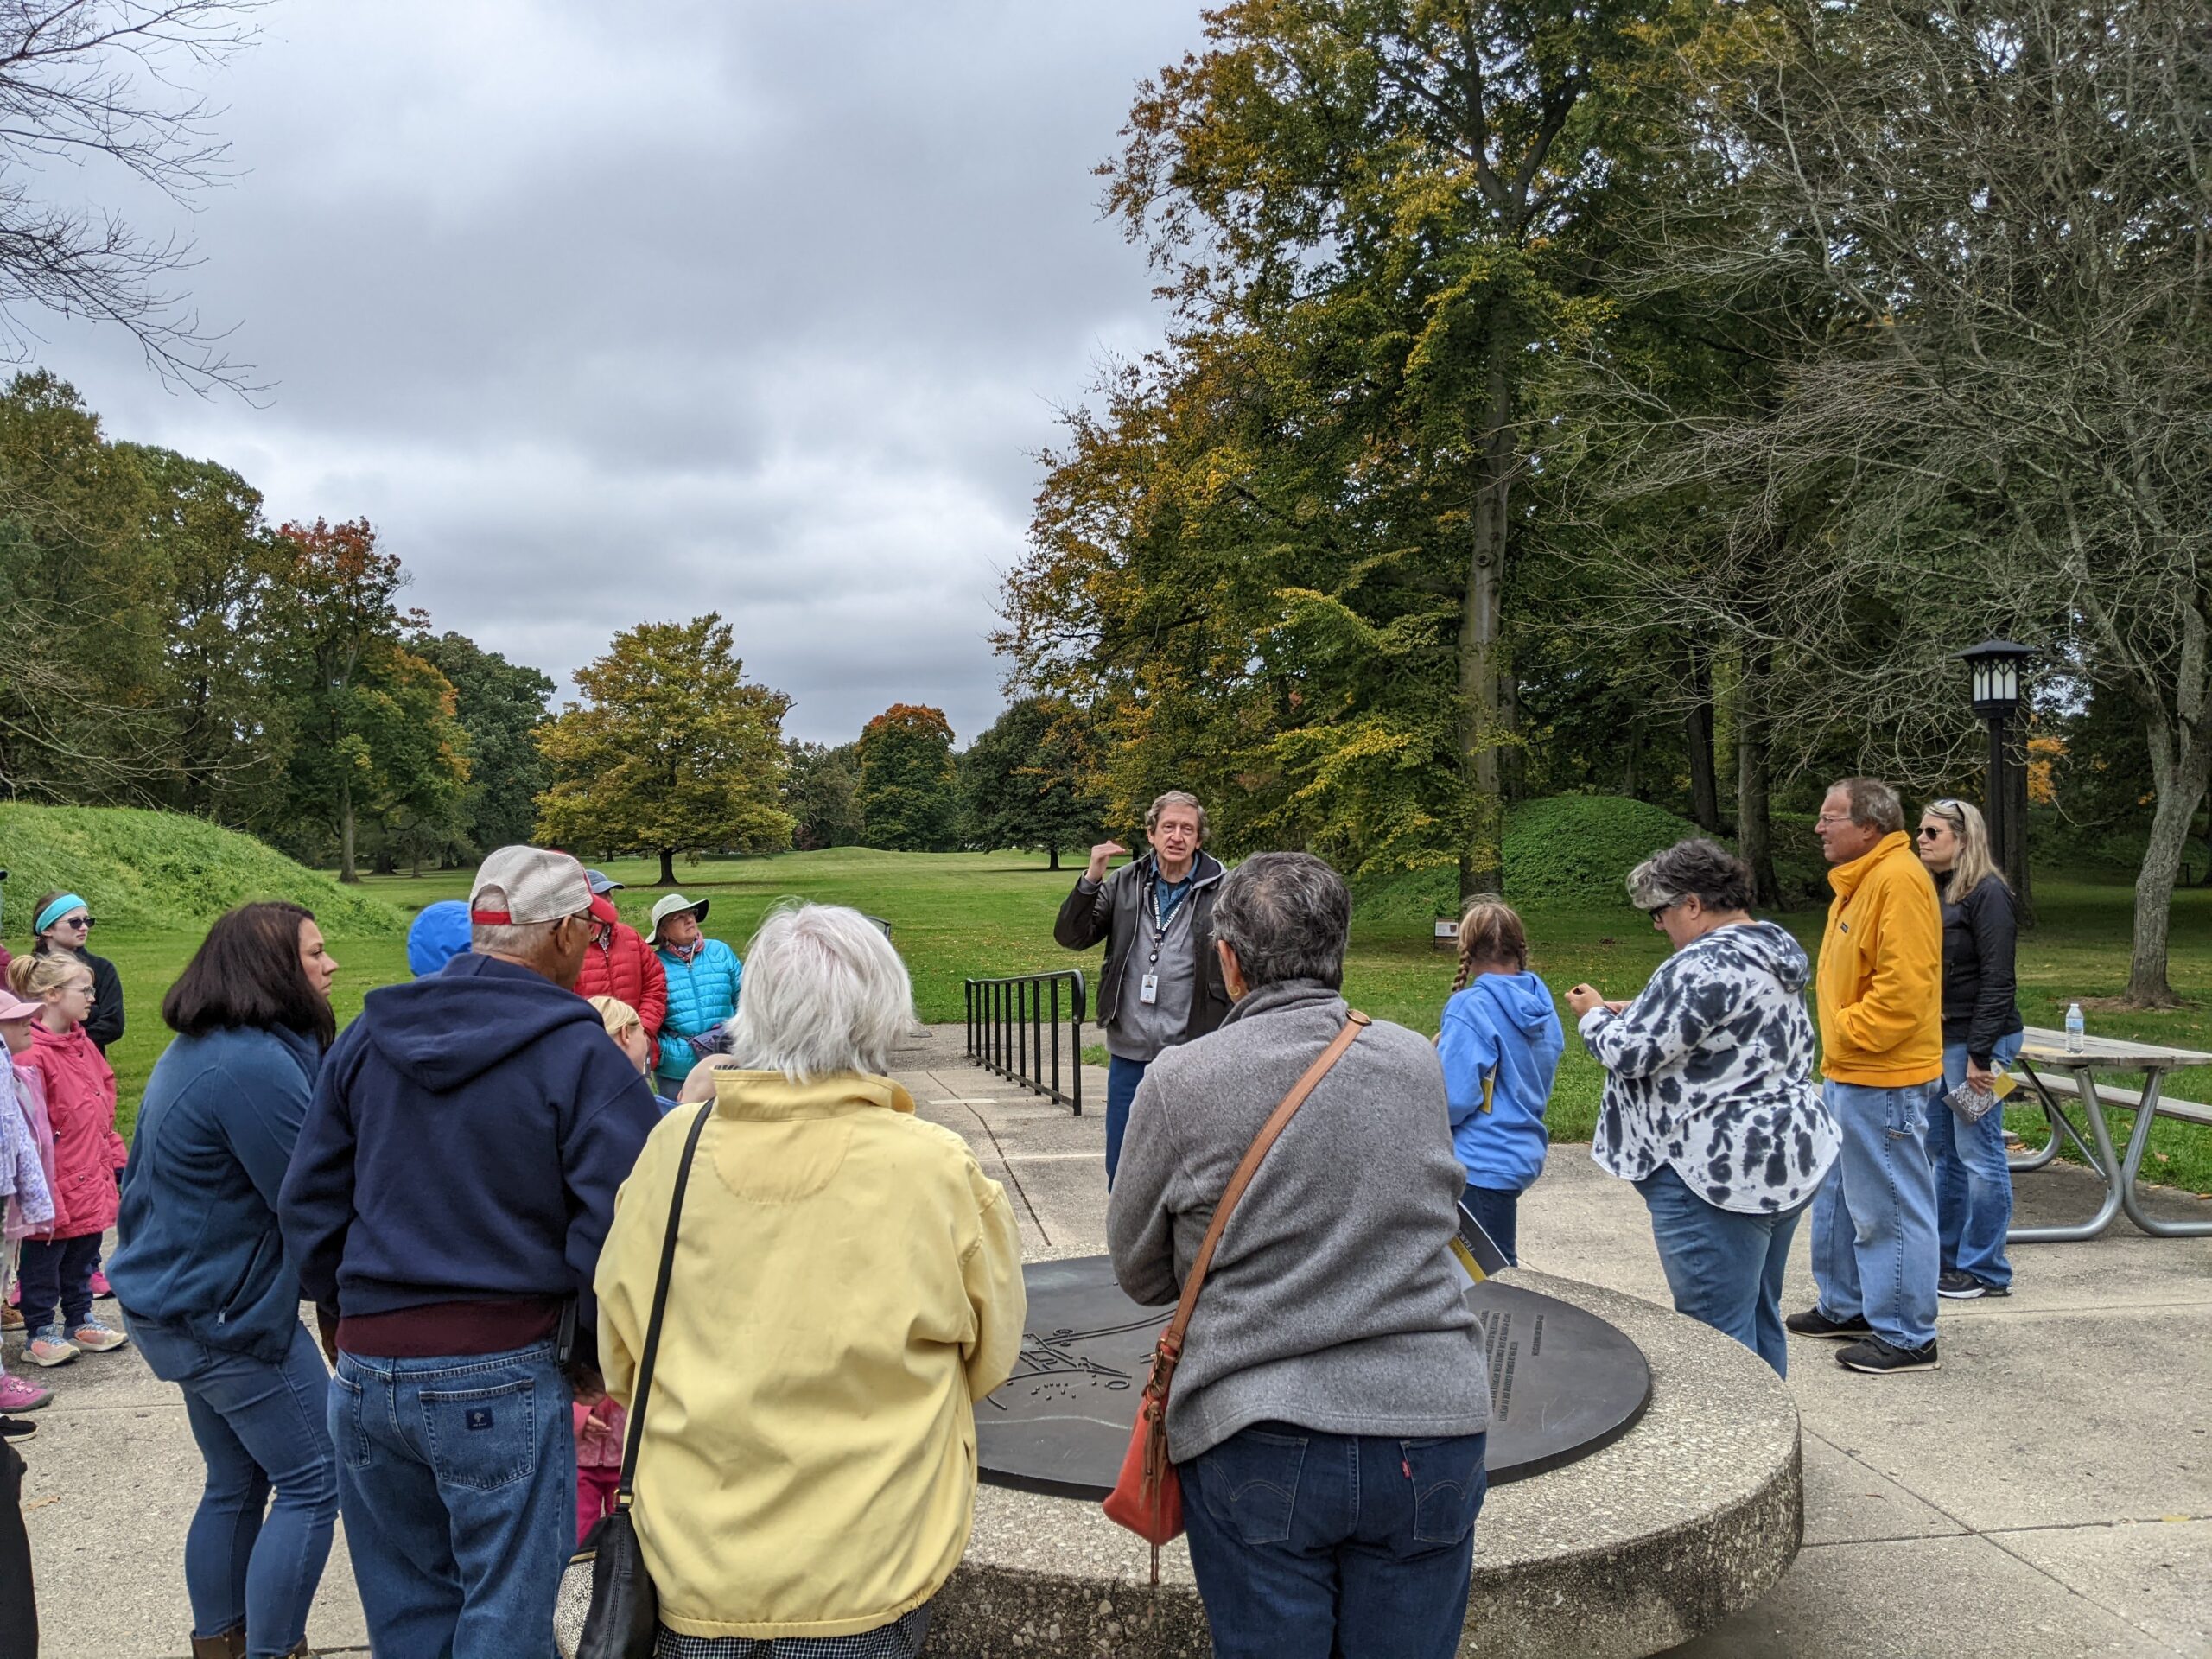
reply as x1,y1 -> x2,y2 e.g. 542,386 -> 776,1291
1006,0 -> 1665,893
264,518 -> 469,881
856,704 -> 961,852
785,740 -> 865,851
535,614 -> 793,883
413,630 -> 556,856
1605,0 -> 2212,998
960,697 -> 1107,869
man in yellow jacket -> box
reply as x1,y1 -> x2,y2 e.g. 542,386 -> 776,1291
1788,778 -> 1948,1375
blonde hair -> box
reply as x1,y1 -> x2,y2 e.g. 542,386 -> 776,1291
1452,898 -> 1529,992
588,995 -> 642,1041
8,953 -> 91,1001
1927,798 -> 2007,898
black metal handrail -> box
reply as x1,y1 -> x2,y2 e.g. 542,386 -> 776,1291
964,969 -> 1086,1116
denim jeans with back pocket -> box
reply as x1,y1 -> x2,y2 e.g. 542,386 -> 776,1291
330,1340 -> 573,1659
1178,1421 -> 1487,1659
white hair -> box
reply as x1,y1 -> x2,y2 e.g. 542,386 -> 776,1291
469,886 -> 557,957
727,902 -> 915,1083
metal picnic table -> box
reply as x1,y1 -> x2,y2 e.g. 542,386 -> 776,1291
2006,1027 -> 2212,1243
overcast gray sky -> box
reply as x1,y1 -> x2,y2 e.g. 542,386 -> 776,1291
42,0 -> 1205,745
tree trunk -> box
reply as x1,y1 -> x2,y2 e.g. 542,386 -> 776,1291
1686,648 -> 1720,831
2124,717 -> 2212,1007
1048,845 -> 1061,870
1498,672 -> 1527,801
1736,653 -> 1780,908
1458,346 -> 1513,901
658,847 -> 677,887
338,784 -> 359,884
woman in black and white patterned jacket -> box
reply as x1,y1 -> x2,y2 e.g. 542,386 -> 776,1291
1567,839 -> 1840,1376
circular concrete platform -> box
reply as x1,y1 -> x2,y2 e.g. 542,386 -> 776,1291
935,1268 -> 1803,1658
978,1255 -> 1651,1497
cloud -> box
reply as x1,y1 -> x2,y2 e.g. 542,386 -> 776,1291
38,0 -> 1205,743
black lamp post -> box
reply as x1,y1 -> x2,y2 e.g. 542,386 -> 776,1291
1960,639 -> 2035,906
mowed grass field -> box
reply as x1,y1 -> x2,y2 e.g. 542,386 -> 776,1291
84,848 -> 2212,1195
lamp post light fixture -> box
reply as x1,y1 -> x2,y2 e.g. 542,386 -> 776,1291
1960,639 -> 2036,906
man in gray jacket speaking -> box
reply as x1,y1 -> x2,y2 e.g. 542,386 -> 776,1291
1053,790 -> 1228,1185
1107,852 -> 1491,1659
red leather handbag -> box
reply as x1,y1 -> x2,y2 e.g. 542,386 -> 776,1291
1102,1012 -> 1370,1580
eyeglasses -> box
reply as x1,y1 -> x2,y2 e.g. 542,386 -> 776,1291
1915,826 -> 1947,840
61,916 -> 93,931
1813,813 -> 1852,828
1647,901 -> 1675,921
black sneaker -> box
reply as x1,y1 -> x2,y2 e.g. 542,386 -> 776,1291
1977,1281 -> 2012,1298
1785,1306 -> 1874,1340
0,1415 -> 34,1444
1837,1337 -> 1941,1374
1938,1269 -> 1986,1300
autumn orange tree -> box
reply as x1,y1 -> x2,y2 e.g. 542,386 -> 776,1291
266,518 -> 470,882
535,614 -> 794,884
856,703 -> 961,851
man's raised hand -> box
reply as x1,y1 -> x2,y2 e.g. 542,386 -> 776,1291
1086,840 -> 1129,881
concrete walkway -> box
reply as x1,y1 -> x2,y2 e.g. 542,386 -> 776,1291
11,1026 -> 2210,1656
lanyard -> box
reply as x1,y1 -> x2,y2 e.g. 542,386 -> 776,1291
1151,874 -> 1193,940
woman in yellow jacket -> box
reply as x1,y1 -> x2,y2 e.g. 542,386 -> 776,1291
594,903 -> 1026,1657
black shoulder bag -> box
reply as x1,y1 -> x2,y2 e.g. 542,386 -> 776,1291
554,1102 -> 713,1659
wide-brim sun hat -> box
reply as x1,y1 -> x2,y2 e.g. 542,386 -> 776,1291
645,893 -> 709,946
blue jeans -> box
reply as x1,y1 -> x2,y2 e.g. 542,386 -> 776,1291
1636,1164 -> 1805,1377
1459,1183 -> 1520,1268
1179,1421 -> 1487,1659
1811,1079 -> 1942,1350
1105,1055 -> 1148,1187
127,1317 -> 338,1657
1930,1034 -> 2022,1288
331,1341 -> 574,1659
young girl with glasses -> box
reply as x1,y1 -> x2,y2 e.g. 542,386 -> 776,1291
5,953 -> 128,1366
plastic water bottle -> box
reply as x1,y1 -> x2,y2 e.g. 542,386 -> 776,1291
2066,1003 -> 2086,1053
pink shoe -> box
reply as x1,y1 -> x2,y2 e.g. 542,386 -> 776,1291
0,1373 -> 51,1412
89,1269 -> 112,1300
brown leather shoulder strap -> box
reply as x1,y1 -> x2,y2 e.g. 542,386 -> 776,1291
1161,1011 -> 1370,1352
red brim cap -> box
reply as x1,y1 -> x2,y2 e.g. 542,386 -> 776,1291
588,894 -> 620,925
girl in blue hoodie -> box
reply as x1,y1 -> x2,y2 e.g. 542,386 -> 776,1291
1437,900 -> 1565,1267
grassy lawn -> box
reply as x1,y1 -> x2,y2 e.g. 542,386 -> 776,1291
87,850 -> 2212,1197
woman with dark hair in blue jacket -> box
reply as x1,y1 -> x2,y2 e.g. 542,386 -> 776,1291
109,902 -> 342,1659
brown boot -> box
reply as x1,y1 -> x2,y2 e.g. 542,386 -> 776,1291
188,1632 -> 244,1659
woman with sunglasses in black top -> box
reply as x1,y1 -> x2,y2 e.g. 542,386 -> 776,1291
29,892 -> 124,1056
1915,799 -> 2025,1299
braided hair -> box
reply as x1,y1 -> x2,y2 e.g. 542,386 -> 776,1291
1451,898 -> 1529,993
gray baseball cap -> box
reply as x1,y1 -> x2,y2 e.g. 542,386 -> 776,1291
470,847 -> 593,926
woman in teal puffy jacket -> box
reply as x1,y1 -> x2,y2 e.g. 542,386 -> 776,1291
647,894 -> 741,1094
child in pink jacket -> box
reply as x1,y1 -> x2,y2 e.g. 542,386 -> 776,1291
7,955 -> 127,1367
0,987 -> 57,1413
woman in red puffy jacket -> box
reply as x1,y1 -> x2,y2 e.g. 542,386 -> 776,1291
573,875 -> 666,1041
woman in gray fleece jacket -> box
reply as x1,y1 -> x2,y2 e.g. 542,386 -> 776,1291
1108,852 -> 1491,1659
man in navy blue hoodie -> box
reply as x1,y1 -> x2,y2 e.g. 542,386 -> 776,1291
280,847 -> 660,1659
